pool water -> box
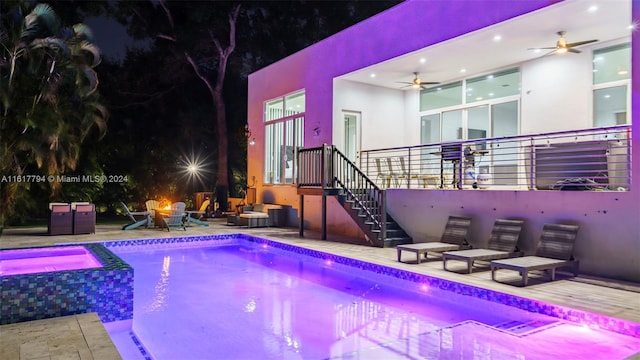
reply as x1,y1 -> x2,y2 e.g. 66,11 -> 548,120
0,246 -> 103,276
107,240 -> 640,359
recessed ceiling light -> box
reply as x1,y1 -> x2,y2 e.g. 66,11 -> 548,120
588,5 -> 598,13
460,68 -> 467,73
493,35 -> 502,42
370,73 -> 376,78
420,58 -> 426,64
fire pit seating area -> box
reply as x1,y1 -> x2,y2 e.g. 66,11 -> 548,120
236,203 -> 287,228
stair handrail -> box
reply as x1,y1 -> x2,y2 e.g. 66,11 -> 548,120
329,146 -> 387,242
297,145 -> 388,243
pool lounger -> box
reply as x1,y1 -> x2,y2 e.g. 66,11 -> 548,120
442,218 -> 524,274
397,215 -> 471,263
490,223 -> 580,286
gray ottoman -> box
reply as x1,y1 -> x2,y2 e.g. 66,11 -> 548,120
239,213 -> 269,228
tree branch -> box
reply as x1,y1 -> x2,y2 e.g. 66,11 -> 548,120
184,52 -> 215,100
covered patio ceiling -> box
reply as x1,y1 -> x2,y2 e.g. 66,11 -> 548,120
339,0 -> 632,89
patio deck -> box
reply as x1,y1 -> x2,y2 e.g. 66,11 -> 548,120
1,219 -> 639,359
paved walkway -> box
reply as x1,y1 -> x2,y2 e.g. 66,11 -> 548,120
1,219 -> 639,359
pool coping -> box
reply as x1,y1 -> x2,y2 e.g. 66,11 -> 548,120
102,233 -> 640,339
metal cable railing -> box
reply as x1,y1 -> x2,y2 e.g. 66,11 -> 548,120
359,125 -> 631,191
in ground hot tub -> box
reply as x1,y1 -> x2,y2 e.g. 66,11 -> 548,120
0,243 -> 133,325
0,246 -> 103,276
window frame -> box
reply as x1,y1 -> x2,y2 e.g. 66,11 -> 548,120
263,91 -> 305,185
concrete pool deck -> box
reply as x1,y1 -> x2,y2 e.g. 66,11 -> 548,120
1,219 -> 639,359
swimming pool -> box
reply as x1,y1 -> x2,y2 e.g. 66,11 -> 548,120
104,235 -> 640,359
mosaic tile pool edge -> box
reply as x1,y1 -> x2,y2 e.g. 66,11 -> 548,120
0,243 -> 133,325
102,234 -> 640,339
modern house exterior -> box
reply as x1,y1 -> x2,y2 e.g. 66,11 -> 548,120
247,0 -> 639,282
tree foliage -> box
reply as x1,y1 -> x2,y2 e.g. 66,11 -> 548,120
0,0 -> 108,224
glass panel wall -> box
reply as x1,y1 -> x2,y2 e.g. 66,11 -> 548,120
593,43 -> 630,84
592,43 -> 630,127
420,81 -> 463,111
466,68 -> 520,104
263,91 -> 305,184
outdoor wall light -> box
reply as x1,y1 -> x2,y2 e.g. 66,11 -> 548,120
249,138 -> 256,146
313,127 -> 320,137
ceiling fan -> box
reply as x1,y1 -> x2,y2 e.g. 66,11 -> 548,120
398,72 -> 439,89
530,31 -> 598,55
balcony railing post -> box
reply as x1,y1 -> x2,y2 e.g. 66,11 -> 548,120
407,149 -> 412,189
321,145 -> 326,189
380,190 -> 386,241
529,137 -> 536,190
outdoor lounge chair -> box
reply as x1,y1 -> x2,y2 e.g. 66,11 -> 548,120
145,199 -> 160,225
163,202 -> 186,231
120,201 -> 152,230
442,218 -> 524,273
396,215 -> 472,263
185,199 -> 210,227
490,223 -> 580,286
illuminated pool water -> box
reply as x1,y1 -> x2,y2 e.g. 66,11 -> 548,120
105,236 -> 640,359
0,246 -> 102,276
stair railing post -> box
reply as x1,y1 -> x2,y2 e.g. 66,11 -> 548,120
381,190 -> 386,242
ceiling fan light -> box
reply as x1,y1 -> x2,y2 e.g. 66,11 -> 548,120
556,47 -> 568,54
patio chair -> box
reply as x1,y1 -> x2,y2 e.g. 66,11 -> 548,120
72,202 -> 96,235
185,199 -> 210,227
48,203 -> 73,235
375,158 -> 392,188
396,215 -> 472,264
442,218 -> 524,273
163,202 -> 186,231
490,223 -> 580,286
120,201 -> 152,230
145,199 -> 160,225
389,156 -> 409,187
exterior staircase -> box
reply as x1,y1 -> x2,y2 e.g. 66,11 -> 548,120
297,145 -> 412,248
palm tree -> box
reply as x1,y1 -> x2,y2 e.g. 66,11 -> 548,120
0,2 -> 107,225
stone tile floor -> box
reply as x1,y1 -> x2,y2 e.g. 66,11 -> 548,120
1,219 -> 639,359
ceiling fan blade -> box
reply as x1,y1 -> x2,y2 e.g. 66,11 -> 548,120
568,48 -> 582,54
566,39 -> 597,47
419,81 -> 440,85
528,47 -> 556,50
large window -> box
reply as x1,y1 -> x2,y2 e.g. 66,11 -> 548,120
264,91 -> 305,184
593,43 -> 630,127
419,68 -> 520,143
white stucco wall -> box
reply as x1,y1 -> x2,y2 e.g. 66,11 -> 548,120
520,51 -> 593,133
332,79 -> 407,152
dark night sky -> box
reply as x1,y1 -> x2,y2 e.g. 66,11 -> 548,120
84,16 -> 147,61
